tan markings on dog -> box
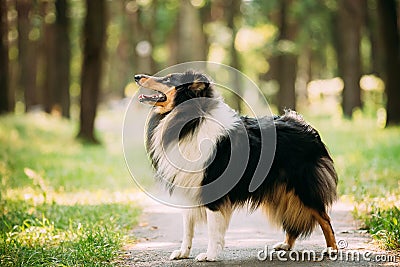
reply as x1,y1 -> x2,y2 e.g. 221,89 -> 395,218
261,185 -> 317,236
310,209 -> 338,249
139,77 -> 170,94
139,75 -> 177,114
285,232 -> 297,248
155,88 -> 176,114
189,80 -> 206,91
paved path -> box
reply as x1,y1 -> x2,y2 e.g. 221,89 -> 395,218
119,194 -> 398,266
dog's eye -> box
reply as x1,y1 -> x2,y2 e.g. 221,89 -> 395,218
165,77 -> 171,83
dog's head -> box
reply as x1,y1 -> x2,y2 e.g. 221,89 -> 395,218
135,70 -> 214,114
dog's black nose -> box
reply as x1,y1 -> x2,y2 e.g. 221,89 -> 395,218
134,74 -> 143,83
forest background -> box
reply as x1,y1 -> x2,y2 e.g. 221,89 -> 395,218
0,0 -> 399,266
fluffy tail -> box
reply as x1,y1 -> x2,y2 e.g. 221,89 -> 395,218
313,156 -> 338,208
296,156 -> 338,213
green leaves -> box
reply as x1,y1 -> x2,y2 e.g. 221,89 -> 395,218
365,206 -> 400,250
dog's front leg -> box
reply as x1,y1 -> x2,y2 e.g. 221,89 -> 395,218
195,208 -> 232,262
170,209 -> 195,260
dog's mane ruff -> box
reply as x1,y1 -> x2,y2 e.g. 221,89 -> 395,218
148,98 -> 241,200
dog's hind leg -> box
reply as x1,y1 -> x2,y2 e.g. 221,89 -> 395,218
195,207 -> 232,262
273,232 -> 298,251
311,209 -> 338,250
170,208 -> 203,260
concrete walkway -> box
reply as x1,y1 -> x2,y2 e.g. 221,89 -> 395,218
119,194 -> 398,266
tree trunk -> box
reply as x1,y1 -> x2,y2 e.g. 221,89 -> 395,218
16,0 -> 38,111
77,0 -> 107,143
297,48 -> 312,106
167,19 -> 179,66
263,56 -> 279,81
277,0 -> 297,112
377,0 -> 400,125
336,0 -> 363,118
199,2 -> 211,60
177,0 -> 206,62
277,54 -> 297,111
126,1 -> 141,76
226,0 -> 242,113
110,0 -> 135,98
0,0 -> 10,114
55,0 -> 71,118
134,1 -> 156,74
43,0 -> 71,117
146,0 -> 157,72
367,0 -> 384,76
43,1 -> 57,114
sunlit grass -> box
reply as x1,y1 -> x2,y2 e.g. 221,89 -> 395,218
0,112 -> 141,266
364,206 -> 400,250
0,113 -> 136,191
353,191 -> 400,250
307,114 -> 400,199
1,200 -> 140,266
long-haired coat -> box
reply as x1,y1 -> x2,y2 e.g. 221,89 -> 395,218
135,71 -> 338,261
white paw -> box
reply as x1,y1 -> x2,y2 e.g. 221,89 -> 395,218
169,249 -> 189,260
273,242 -> 291,251
195,252 -> 216,262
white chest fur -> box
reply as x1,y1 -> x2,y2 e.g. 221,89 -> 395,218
149,101 -> 240,197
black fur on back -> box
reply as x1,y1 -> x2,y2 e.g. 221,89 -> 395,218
201,110 -> 338,214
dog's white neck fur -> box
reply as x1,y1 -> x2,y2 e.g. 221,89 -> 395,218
150,100 -> 240,199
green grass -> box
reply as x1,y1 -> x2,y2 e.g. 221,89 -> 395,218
308,115 -> 400,199
0,113 -> 135,191
0,113 -> 141,266
364,206 -> 400,250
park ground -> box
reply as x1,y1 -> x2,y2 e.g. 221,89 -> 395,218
120,194 -> 399,266
1,104 -> 400,266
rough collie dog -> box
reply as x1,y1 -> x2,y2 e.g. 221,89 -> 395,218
134,71 -> 338,262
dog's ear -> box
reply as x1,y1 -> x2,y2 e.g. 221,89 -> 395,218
189,81 -> 208,91
189,74 -> 210,91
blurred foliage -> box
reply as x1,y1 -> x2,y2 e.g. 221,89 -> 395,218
3,0 -> 395,120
